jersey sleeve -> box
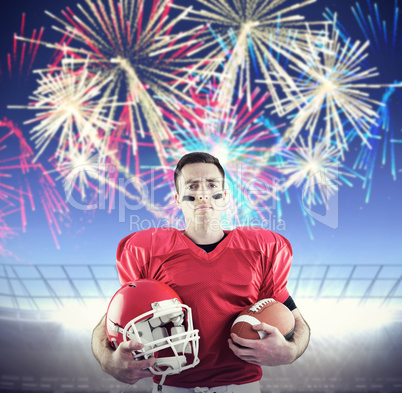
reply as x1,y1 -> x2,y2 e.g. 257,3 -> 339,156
116,230 -> 153,285
259,232 -> 293,304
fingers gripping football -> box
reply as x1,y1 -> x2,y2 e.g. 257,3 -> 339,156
229,299 -> 296,366
229,322 -> 295,366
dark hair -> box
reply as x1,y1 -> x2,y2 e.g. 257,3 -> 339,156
174,152 -> 225,192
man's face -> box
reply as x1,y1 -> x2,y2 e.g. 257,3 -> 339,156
175,163 -> 227,225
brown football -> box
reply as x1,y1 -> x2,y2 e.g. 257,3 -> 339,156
230,298 -> 295,340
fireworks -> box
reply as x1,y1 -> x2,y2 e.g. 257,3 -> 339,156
323,2 -> 402,202
0,119 -> 34,238
1,0 -> 401,252
9,57 -> 116,163
54,142 -> 101,202
324,1 -> 402,80
351,0 -> 401,58
0,119 -> 69,252
17,0 -> 204,160
269,17 -> 399,152
52,139 -> 146,215
0,13 -> 44,82
353,86 -> 400,203
278,135 -> 358,209
178,0 -> 325,114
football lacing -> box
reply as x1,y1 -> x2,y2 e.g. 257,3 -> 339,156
250,298 -> 275,312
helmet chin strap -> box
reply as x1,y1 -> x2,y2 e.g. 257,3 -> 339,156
182,192 -> 223,202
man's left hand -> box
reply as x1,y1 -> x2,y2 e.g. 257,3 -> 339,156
228,323 -> 296,366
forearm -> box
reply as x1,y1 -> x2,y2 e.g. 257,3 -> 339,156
91,314 -> 114,372
288,308 -> 310,362
91,314 -> 155,384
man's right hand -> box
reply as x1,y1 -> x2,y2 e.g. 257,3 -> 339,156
91,314 -> 156,385
104,339 -> 156,384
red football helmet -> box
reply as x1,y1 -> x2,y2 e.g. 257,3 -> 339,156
106,279 -> 200,384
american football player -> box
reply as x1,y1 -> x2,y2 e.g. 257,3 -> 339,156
92,152 -> 310,392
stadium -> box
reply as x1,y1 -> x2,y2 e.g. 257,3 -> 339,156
1,0 -> 401,392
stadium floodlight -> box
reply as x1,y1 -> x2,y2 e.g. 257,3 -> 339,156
51,299 -> 108,331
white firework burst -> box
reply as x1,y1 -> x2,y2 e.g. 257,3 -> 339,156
270,17 -> 400,152
55,141 -> 145,210
177,0 -> 326,114
9,57 -> 116,163
279,135 -> 355,207
56,144 -> 101,201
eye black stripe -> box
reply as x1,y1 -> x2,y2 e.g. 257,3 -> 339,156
182,196 -> 195,201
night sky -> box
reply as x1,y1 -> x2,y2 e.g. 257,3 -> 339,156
0,0 -> 401,269
0,0 -> 401,391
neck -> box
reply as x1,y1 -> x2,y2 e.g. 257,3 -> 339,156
184,219 -> 224,245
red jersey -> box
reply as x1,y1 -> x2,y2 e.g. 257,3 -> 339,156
116,227 -> 293,388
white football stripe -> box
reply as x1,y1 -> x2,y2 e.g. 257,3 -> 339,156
232,315 -> 267,339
